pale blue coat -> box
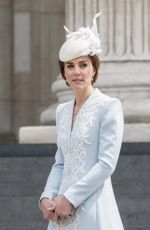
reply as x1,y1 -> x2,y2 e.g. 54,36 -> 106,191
40,88 -> 124,230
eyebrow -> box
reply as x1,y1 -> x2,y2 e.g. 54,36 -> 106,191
65,60 -> 88,65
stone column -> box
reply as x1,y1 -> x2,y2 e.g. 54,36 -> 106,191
0,0 -> 14,143
13,0 -> 36,138
17,1 -> 65,144
14,0 -> 65,133
41,0 -> 150,142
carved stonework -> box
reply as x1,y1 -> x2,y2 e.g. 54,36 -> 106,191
66,0 -> 150,61
40,0 -> 150,142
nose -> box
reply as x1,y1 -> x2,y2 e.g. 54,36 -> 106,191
74,66 -> 80,76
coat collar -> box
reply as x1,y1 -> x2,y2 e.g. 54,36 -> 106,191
69,88 -> 102,132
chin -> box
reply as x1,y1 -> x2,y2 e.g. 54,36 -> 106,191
72,86 -> 89,91
73,83 -> 84,87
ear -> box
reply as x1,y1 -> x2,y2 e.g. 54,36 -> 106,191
92,67 -> 96,76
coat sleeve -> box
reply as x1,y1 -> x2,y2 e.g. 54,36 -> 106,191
40,105 -> 64,201
63,98 -> 124,208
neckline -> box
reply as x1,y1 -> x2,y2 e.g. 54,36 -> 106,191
71,88 -> 97,132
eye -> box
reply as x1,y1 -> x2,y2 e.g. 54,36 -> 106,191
79,63 -> 88,68
65,64 -> 74,69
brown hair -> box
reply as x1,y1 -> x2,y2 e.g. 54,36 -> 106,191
59,55 -> 100,86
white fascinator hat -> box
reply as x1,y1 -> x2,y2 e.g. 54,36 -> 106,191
59,13 -> 103,62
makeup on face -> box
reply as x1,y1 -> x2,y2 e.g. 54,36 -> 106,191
64,56 -> 95,90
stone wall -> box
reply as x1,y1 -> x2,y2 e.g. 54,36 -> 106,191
0,0 -> 150,143
41,0 -> 150,142
0,0 -> 14,143
13,0 -> 65,136
0,0 -> 65,143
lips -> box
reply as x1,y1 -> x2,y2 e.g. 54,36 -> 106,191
73,79 -> 83,82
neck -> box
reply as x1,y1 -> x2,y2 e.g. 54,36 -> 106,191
74,86 -> 94,108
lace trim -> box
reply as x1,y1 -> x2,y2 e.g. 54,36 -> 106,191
51,207 -> 81,230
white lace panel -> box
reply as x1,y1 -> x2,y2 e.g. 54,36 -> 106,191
55,89 -> 102,230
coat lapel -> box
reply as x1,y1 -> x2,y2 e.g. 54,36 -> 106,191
71,88 -> 103,133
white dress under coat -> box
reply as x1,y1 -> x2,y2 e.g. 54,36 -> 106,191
40,88 -> 124,230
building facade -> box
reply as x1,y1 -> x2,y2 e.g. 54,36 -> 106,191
0,0 -> 150,143
0,0 -> 65,143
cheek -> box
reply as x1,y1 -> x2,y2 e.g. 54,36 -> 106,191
64,72 -> 71,82
64,69 -> 69,78
64,68 -> 73,77
85,69 -> 94,80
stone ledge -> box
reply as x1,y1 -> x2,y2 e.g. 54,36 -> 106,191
19,126 -> 56,144
19,124 -> 150,144
123,123 -> 150,142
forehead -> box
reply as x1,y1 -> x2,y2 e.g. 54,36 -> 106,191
65,56 -> 91,64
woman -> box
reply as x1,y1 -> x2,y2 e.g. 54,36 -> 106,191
40,13 -> 124,230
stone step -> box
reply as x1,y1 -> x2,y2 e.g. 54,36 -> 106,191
0,171 -> 48,183
0,222 -> 47,230
121,212 -> 150,227
0,197 -> 39,211
0,155 -> 149,172
126,227 -> 150,230
0,209 -> 149,228
0,157 -> 149,181
112,168 -> 150,181
0,210 -> 44,224
117,198 -> 150,213
0,143 -> 149,230
1,225 -> 149,230
0,168 -> 149,184
0,169 -> 149,185
112,182 -> 150,198
0,196 -> 149,214
0,181 -> 149,198
0,182 -> 44,197
116,155 -> 150,171
0,157 -> 54,172
0,144 -> 57,157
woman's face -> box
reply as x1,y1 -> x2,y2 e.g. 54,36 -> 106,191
64,56 -> 96,90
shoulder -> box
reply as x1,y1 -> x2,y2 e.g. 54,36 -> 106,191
94,88 -> 121,104
97,92 -> 123,124
55,101 -> 73,127
56,100 -> 73,114
97,90 -> 122,110
93,89 -> 122,117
